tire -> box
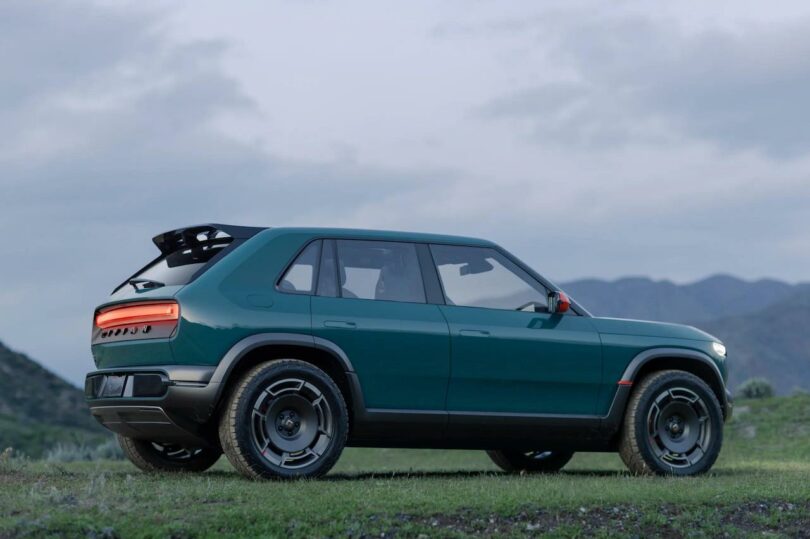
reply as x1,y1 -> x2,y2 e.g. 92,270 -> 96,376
218,359 -> 348,480
487,449 -> 574,473
619,369 -> 723,476
117,434 -> 221,473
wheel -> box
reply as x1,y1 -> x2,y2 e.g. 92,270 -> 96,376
619,369 -> 723,476
116,434 -> 221,473
487,449 -> 574,473
218,359 -> 348,480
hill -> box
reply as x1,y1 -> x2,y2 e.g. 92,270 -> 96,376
2,271 -> 809,459
701,291 -> 810,394
0,340 -> 105,456
561,274 -> 802,322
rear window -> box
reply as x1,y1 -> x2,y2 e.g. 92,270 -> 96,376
133,243 -> 229,286
111,225 -> 267,294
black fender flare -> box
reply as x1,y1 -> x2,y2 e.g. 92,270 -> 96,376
603,347 -> 731,431
208,332 -> 359,405
619,347 -> 724,387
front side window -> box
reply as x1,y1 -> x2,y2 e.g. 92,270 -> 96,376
278,241 -> 321,294
430,244 -> 548,311
336,240 -> 426,303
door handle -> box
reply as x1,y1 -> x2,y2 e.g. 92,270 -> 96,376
323,320 -> 357,329
459,329 -> 490,337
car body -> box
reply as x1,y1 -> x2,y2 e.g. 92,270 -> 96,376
86,224 -> 731,477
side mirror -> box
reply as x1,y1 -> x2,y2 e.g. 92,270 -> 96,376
547,291 -> 571,314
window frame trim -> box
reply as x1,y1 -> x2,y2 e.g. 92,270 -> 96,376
273,235 -> 584,316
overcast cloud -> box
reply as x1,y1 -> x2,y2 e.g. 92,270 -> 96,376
1,0 -> 809,384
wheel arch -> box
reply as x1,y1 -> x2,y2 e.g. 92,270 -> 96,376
209,333 -> 361,428
621,348 -> 729,419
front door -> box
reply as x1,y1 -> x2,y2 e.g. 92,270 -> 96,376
429,244 -> 602,417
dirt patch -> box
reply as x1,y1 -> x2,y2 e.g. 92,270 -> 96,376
360,501 -> 810,537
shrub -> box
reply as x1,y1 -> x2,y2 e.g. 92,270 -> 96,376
0,447 -> 29,473
45,438 -> 123,462
736,378 -> 775,400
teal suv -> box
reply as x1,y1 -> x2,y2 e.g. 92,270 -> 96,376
86,224 -> 732,478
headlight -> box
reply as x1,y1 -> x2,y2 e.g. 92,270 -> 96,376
712,342 -> 727,357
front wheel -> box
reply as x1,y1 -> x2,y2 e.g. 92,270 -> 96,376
487,449 -> 574,473
619,370 -> 724,476
117,435 -> 222,473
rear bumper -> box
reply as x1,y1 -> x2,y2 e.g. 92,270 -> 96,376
85,365 -> 221,447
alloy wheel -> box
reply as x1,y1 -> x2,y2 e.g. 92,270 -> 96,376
149,443 -> 203,462
250,377 -> 334,469
646,386 -> 712,468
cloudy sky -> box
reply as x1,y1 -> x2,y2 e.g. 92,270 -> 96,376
2,0 -> 810,384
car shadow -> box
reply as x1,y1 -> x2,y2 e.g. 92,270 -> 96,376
322,469 -> 629,482
108,466 -> 747,482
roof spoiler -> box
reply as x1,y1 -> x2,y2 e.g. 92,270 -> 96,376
152,224 -> 266,255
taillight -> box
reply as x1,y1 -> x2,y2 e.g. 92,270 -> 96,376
95,302 -> 179,330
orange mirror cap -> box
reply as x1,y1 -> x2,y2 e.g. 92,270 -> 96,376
95,302 -> 179,330
557,292 -> 571,313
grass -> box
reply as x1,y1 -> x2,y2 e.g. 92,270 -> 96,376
2,395 -> 810,538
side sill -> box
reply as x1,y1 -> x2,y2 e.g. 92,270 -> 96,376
348,383 -> 633,448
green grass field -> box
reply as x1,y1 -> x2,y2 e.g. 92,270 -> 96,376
2,395 -> 810,538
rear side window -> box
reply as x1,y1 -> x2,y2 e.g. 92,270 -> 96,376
336,240 -> 425,303
131,243 -> 229,287
279,241 -> 321,294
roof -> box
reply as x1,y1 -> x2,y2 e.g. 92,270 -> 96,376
261,227 -> 497,247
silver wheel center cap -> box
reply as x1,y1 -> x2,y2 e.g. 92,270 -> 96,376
668,418 -> 682,435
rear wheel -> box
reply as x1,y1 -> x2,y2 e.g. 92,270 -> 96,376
117,434 -> 221,473
219,359 -> 348,480
619,370 -> 723,476
487,449 -> 574,473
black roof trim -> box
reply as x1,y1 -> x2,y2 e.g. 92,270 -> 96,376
152,224 -> 267,255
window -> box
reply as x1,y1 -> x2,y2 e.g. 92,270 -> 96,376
278,241 -> 321,294
336,240 -> 426,303
126,242 -> 229,288
430,244 -> 548,311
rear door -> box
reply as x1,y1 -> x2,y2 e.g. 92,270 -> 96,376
311,239 -> 450,412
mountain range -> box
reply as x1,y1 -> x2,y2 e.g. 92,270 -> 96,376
561,275 -> 810,394
1,273 -> 808,456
